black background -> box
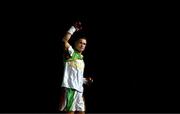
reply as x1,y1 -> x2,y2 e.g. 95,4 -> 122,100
0,1 -> 179,113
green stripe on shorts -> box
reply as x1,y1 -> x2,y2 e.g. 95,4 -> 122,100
66,88 -> 75,111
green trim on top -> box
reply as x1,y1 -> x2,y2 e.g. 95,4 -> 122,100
64,50 -> 83,62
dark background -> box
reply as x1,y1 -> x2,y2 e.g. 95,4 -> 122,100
1,1 -> 179,113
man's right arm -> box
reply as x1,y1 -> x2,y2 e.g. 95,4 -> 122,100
62,21 -> 82,50
62,26 -> 76,50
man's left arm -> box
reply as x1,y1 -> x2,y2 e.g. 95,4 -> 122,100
83,77 -> 93,85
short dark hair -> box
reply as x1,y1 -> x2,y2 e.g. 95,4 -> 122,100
75,37 -> 87,42
73,31 -> 88,42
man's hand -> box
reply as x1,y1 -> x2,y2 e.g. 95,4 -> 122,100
73,21 -> 82,31
86,77 -> 93,86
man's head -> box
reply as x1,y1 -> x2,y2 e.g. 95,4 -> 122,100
74,37 -> 87,53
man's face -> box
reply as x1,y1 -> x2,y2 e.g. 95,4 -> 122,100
75,38 -> 87,53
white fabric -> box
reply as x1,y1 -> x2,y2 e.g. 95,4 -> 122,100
59,89 -> 85,111
67,26 -> 76,35
61,46 -> 85,92
68,46 -> 74,56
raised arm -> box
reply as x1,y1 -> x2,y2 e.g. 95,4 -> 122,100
62,21 -> 82,50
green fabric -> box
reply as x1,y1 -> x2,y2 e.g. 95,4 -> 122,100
66,88 -> 75,111
64,50 -> 83,62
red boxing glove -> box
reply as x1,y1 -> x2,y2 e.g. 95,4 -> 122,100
73,21 -> 82,31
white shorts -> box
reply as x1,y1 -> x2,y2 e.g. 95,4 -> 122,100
59,88 -> 85,112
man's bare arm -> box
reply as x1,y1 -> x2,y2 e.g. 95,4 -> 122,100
62,21 -> 82,49
62,26 -> 75,49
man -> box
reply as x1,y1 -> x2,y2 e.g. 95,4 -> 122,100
59,21 -> 93,114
